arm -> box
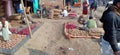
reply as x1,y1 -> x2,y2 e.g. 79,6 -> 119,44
104,13 -> 119,53
94,21 -> 97,28
100,11 -> 106,22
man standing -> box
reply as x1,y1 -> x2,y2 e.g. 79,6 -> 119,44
90,0 -> 97,17
100,0 -> 120,55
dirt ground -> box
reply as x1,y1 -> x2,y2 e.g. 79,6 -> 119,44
0,6 -> 105,55
13,18 -> 100,55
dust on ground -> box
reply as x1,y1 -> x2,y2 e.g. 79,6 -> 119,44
13,18 -> 100,55
0,6 -> 105,55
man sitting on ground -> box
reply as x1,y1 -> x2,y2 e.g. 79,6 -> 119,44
86,16 -> 97,29
0,17 -> 12,41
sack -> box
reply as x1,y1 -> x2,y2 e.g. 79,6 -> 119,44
2,27 -> 10,41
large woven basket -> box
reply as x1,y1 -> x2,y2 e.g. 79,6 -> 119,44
9,14 -> 21,20
64,22 -> 102,39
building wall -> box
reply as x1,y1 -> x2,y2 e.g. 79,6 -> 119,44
0,0 -> 12,18
0,1 -> 5,17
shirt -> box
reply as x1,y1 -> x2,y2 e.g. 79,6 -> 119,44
0,21 -> 12,36
87,19 -> 97,28
62,10 -> 68,17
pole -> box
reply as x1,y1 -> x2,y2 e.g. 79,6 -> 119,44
64,0 -> 66,6
21,0 -> 32,38
40,0 -> 42,19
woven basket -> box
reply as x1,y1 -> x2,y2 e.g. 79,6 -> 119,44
88,28 -> 104,36
64,22 -> 101,39
9,15 -> 21,20
53,9 -> 61,13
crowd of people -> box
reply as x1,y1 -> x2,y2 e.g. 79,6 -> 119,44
34,0 -> 99,31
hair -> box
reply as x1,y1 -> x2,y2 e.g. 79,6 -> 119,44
113,0 -> 120,5
55,5 -> 60,9
0,16 -> 5,18
0,16 -> 6,20
89,16 -> 93,19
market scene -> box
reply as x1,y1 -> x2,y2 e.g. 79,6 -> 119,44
0,0 -> 120,55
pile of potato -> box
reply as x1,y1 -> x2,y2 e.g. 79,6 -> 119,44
88,28 -> 104,36
53,9 -> 61,19
65,22 -> 104,38
0,34 -> 26,49
66,28 -> 104,37
68,29 -> 89,36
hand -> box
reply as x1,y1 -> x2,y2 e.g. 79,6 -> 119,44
114,51 -> 119,55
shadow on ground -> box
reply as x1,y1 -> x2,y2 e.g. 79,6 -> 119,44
28,48 -> 49,55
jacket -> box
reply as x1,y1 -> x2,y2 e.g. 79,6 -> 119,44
100,5 -> 120,52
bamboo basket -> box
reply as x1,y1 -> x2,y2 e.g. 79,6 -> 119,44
9,14 -> 21,20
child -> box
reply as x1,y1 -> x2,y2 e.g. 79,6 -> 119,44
86,16 -> 97,29
61,8 -> 68,17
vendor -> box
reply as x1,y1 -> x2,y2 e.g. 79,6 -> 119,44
86,16 -> 97,29
0,17 -> 12,41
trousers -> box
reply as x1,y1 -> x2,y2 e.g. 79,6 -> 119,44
100,36 -> 120,55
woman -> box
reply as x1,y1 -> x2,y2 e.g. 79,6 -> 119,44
82,0 -> 89,15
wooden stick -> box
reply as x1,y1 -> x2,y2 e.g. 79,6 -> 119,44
64,0 -> 66,6
21,0 -> 32,38
40,0 -> 42,19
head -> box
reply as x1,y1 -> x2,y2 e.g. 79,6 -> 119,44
89,16 -> 93,19
61,8 -> 64,11
94,0 -> 96,2
0,17 -> 6,22
113,0 -> 120,8
67,2 -> 71,5
55,5 -> 60,9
